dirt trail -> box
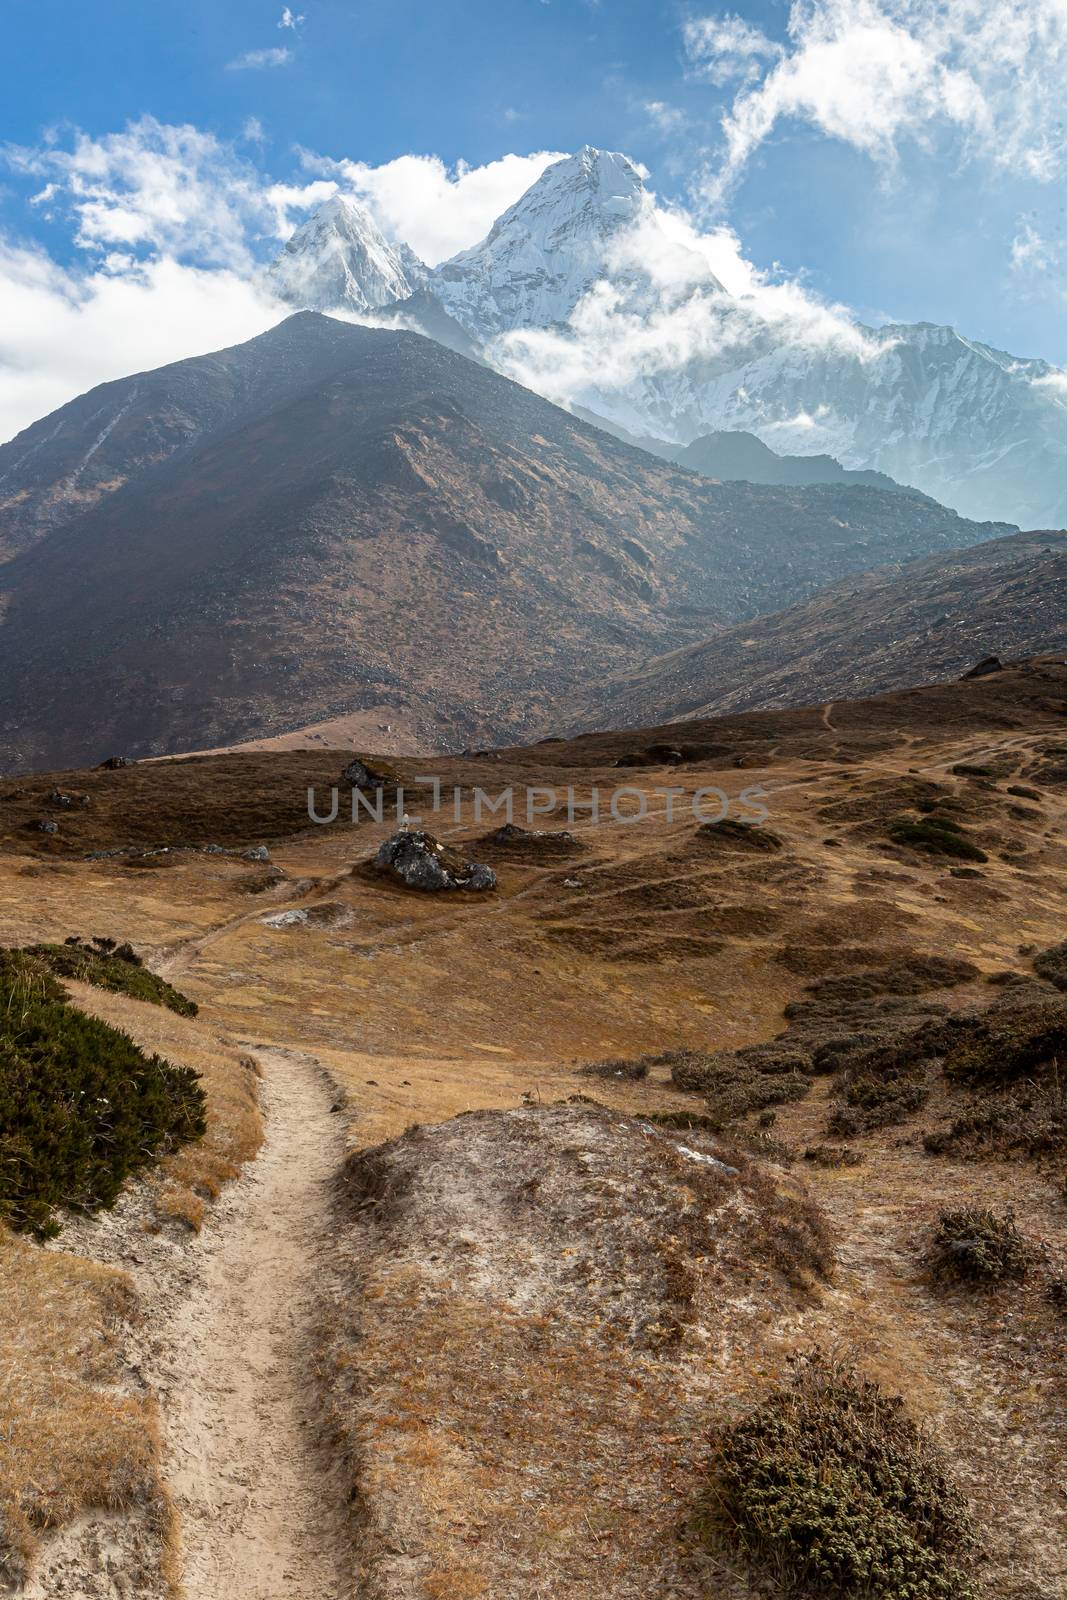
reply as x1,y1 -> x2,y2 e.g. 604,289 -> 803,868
162,1045 -> 349,1600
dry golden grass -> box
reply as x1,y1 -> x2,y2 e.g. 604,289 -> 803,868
1,672 -> 1066,1596
0,1228 -> 169,1588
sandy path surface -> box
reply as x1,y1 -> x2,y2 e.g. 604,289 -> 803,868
162,1045 -> 349,1600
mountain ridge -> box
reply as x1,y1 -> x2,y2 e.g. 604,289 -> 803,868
0,314 -> 1013,772
574,527 -> 1067,730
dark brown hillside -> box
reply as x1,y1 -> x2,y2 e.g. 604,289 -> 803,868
575,528 -> 1067,731
0,315 -> 1011,772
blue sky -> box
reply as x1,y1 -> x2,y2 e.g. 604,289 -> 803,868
2,0 -> 1065,438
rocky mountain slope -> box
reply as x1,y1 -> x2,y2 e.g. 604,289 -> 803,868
269,147 -> 1067,528
576,528 -> 1067,729
265,193 -> 427,315
0,314 -> 1011,772
673,430 -> 906,492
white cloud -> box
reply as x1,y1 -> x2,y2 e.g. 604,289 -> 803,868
278,7 -> 305,27
1011,221 -> 1054,273
684,14 -> 782,85
688,0 -> 1067,203
227,46 -> 293,70
0,243 -> 281,443
490,195 -> 882,427
8,117 -> 285,268
308,150 -> 568,264
1033,370 -> 1067,396
644,100 -> 686,133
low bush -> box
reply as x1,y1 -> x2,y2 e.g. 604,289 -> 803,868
942,1000 -> 1067,1087
827,1073 -> 930,1137
925,1207 -> 1033,1287
1033,941 -> 1067,993
696,818 -> 783,852
670,1051 -> 811,1124
804,1144 -> 864,1168
887,818 -> 989,863
924,1087 -> 1067,1160
702,1350 -> 976,1599
24,938 -> 198,1017
805,957 -> 978,1003
0,951 -> 206,1236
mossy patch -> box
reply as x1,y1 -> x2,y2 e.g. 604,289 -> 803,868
1032,941 -> 1067,993
942,999 -> 1067,1087
701,1350 -> 976,1600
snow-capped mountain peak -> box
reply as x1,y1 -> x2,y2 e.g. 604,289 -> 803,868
432,146 -> 725,338
266,193 -> 427,315
260,149 -> 1067,529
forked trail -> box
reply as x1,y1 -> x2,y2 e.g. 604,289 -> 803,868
162,1046 -> 348,1600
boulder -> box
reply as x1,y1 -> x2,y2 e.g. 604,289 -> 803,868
342,757 -> 396,790
374,830 -> 496,892
961,655 -> 1005,679
242,844 -> 271,862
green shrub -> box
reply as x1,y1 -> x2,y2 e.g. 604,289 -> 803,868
925,1207 -> 1033,1287
24,939 -> 197,1017
670,1050 -> 811,1124
942,1001 -> 1067,1086
827,1074 -> 929,1137
887,818 -> 988,863
924,1087 -> 1067,1160
696,819 -> 783,852
0,952 -> 206,1237
702,1351 -> 976,1599
1033,941 -> 1067,993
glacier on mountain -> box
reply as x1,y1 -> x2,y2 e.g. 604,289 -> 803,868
266,148 -> 1067,529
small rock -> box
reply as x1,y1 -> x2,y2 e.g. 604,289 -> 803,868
29,818 -> 58,834
242,844 -> 271,862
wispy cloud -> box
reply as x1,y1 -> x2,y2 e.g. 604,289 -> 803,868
684,14 -> 782,86
303,149 -> 568,264
278,7 -> 305,28
644,100 -> 686,134
687,0 -> 1067,206
7,116 -> 304,267
227,46 -> 292,70
1011,222 -> 1053,274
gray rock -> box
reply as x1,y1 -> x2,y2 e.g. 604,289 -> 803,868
242,844 -> 271,862
342,758 -> 391,789
374,830 -> 497,892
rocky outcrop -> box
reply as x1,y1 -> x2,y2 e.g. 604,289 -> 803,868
374,830 -> 496,892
